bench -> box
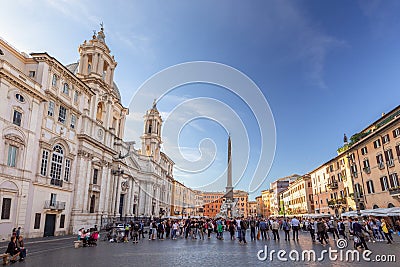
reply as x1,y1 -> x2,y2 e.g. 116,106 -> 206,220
74,240 -> 83,248
0,253 -> 9,265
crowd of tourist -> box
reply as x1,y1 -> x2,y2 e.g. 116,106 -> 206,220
103,215 -> 399,250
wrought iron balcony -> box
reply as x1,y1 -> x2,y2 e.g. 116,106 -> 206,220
50,178 -> 63,187
363,167 -> 371,174
328,198 -> 346,208
389,187 -> 400,197
44,200 -> 66,210
328,181 -> 338,189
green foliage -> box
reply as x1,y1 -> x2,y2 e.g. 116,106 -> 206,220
337,131 -> 371,154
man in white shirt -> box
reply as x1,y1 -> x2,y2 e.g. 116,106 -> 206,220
291,217 -> 300,241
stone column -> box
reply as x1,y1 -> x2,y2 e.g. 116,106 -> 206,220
73,155 -> 88,211
126,178 -> 133,216
115,175 -> 121,217
79,54 -> 87,75
110,172 -> 116,215
82,158 -> 92,211
109,67 -> 115,86
93,53 -> 100,74
138,185 -> 146,215
98,163 -> 109,213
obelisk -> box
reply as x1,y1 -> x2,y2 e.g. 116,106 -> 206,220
225,135 -> 233,200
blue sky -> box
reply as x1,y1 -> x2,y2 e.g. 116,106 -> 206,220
2,0 -> 400,199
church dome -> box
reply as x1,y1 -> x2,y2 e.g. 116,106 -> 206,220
66,62 -> 121,101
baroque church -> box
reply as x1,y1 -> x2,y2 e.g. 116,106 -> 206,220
0,26 -> 176,239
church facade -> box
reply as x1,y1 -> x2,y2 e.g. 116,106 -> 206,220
0,28 -> 179,239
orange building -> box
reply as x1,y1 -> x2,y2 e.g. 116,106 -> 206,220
248,201 -> 257,218
202,190 -> 249,218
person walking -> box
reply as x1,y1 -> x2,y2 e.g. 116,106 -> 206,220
236,217 -> 242,241
259,219 -> 267,240
250,218 -> 256,241
171,221 -> 179,240
207,220 -> 213,239
124,224 -> 130,242
291,217 -> 300,241
353,218 -> 369,250
271,219 -> 280,241
338,219 -> 347,240
239,218 -> 248,244
376,218 -> 386,241
317,218 -> 328,245
165,220 -> 171,239
229,220 -> 236,240
381,219 -> 393,244
327,219 -> 339,240
282,219 -> 291,241
139,220 -> 145,240
307,219 -> 316,242
132,223 -> 140,243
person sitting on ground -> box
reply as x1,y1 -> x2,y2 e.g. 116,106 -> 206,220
77,228 -> 83,240
16,235 -> 26,261
5,236 -> 20,263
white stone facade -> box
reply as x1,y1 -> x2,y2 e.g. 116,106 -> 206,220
0,29 -> 177,239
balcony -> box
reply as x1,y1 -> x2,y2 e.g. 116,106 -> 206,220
328,198 -> 347,208
363,167 -> 371,174
327,181 -> 338,189
89,183 -> 101,192
50,179 -> 63,187
389,187 -> 400,197
44,200 -> 66,210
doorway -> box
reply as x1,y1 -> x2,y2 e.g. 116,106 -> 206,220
44,214 -> 56,237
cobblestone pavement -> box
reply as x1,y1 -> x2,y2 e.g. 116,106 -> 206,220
16,231 -> 400,267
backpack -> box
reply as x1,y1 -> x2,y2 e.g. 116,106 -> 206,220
250,221 -> 255,228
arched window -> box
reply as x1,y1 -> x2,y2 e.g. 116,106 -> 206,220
88,63 -> 92,73
373,204 -> 379,209
388,203 -> 395,208
96,102 -> 103,121
50,145 -> 64,186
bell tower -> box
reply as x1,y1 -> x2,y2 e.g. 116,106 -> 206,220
77,23 -> 117,89
141,100 -> 162,162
